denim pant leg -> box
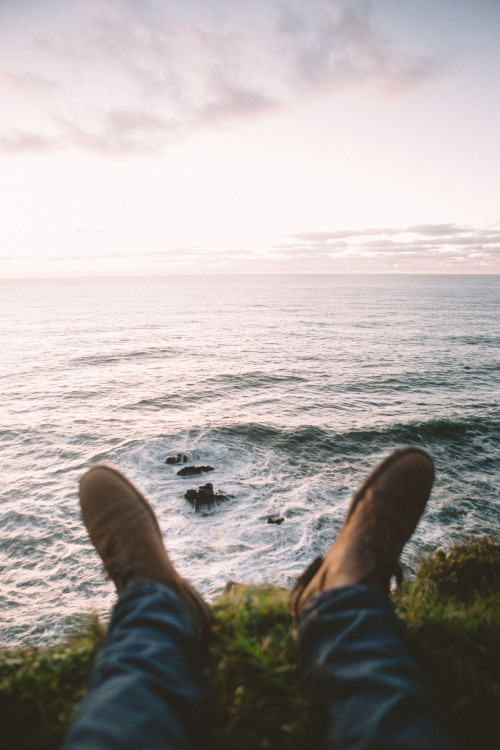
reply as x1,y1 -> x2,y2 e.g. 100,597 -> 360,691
299,585 -> 458,750
62,581 -> 205,750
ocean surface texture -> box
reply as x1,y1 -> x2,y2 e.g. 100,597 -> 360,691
1,274 -> 499,647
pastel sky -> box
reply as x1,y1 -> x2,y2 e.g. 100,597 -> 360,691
1,0 -> 499,276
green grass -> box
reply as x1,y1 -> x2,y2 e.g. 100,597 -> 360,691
0,615 -> 105,750
393,537 -> 500,750
205,583 -> 308,750
1,538 -> 499,750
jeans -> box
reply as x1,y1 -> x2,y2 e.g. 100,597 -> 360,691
61,582 -> 205,750
299,585 -> 457,750
62,582 -> 457,750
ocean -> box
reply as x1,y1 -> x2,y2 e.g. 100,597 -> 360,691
1,274 -> 499,647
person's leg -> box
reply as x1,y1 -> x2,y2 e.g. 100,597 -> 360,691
62,582 -> 204,750
62,465 -> 211,750
299,585 -> 457,750
292,448 -> 458,750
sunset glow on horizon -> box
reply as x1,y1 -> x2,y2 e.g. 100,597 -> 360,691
1,0 -> 499,277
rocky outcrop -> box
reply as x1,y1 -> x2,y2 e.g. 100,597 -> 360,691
177,465 -> 214,477
165,453 -> 189,465
185,482 -> 230,511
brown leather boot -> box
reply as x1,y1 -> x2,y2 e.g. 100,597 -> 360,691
290,447 -> 434,616
79,464 -> 211,641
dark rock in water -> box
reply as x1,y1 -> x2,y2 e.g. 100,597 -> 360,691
177,465 -> 214,477
166,453 -> 189,465
184,482 -> 230,511
198,482 -> 214,502
267,516 -> 285,525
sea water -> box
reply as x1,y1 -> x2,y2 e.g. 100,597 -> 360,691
0,274 -> 498,646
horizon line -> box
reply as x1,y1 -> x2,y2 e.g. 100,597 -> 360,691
2,271 -> 499,281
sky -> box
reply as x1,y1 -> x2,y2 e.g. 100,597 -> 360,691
1,0 -> 499,277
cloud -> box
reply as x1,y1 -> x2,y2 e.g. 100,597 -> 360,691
292,228 -> 397,241
405,224 -> 468,237
277,223 -> 500,271
0,132 -> 56,153
0,0 -> 441,155
277,1 -> 439,96
39,244 -> 257,267
3,222 -> 498,275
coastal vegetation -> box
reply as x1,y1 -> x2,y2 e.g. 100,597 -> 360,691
1,537 -> 498,750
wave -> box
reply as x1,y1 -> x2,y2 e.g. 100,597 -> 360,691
193,371 -> 309,390
71,346 -> 182,366
123,371 -> 309,410
447,334 -> 500,346
127,395 -> 187,411
206,415 -> 500,464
